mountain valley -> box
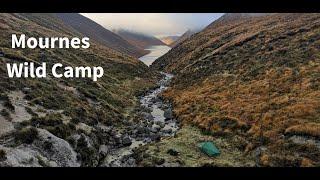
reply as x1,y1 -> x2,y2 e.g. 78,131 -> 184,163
0,13 -> 319,167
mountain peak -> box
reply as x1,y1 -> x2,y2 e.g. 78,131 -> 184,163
114,29 -> 166,49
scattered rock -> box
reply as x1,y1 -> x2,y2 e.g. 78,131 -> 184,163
141,112 -> 153,121
164,109 -> 173,119
155,121 -> 165,128
114,134 -> 122,145
76,123 -> 93,134
167,149 -> 180,156
151,124 -> 161,131
161,129 -> 173,134
154,157 -> 165,165
143,138 -> 152,144
99,145 -> 109,156
254,146 -> 268,158
288,135 -> 320,149
0,145 -> 57,167
22,87 -> 31,94
122,136 -> 132,147
150,134 -> 161,142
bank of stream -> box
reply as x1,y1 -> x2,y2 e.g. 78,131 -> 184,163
101,45 -> 178,167
102,72 -> 178,167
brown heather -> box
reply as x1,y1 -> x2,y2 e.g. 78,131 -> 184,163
153,13 -> 320,166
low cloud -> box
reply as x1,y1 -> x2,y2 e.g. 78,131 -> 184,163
81,13 -> 224,37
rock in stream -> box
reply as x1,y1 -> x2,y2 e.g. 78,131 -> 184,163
101,72 -> 179,167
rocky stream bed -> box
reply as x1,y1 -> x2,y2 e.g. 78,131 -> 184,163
101,72 -> 179,167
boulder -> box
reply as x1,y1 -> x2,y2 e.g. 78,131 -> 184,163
122,136 -> 132,147
151,124 -> 161,132
137,126 -> 147,134
33,128 -> 80,167
155,121 -> 165,128
167,149 -> 180,156
99,145 -> 109,156
22,87 -> 32,94
0,128 -> 80,167
141,112 -> 153,121
161,129 -> 173,134
150,134 -> 161,142
0,145 -> 57,167
164,109 -> 173,119
113,134 -> 122,145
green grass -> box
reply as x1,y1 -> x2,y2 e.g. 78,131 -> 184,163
135,125 -> 255,167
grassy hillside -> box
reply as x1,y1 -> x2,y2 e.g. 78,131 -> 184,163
151,13 -> 320,166
168,30 -> 194,48
0,13 -> 156,166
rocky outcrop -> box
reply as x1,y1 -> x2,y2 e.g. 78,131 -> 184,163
0,145 -> 57,167
0,128 -> 80,167
33,128 -> 80,167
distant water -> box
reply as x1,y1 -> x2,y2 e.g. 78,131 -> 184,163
139,45 -> 171,66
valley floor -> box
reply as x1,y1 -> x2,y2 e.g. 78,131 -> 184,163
135,124 -> 256,167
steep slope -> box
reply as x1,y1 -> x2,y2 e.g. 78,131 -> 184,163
0,13 -> 156,167
169,30 -> 195,48
55,13 -> 148,58
160,35 -> 180,46
115,29 -> 166,49
211,13 -> 271,25
152,13 -> 320,166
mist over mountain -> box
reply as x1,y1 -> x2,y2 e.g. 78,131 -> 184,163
114,29 -> 166,49
81,13 -> 224,38
169,30 -> 196,48
55,13 -> 148,58
159,36 -> 180,46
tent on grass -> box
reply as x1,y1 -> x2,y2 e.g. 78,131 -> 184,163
198,141 -> 220,157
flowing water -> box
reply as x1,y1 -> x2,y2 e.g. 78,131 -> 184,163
139,45 -> 171,66
102,45 -> 178,167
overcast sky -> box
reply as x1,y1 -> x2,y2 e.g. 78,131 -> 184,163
81,13 -> 224,37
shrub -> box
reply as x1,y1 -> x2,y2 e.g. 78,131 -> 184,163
0,149 -> 6,161
76,135 -> 99,167
14,127 -> 38,144
30,114 -> 63,127
285,123 -> 320,138
0,94 -> 15,112
0,109 -> 11,120
25,107 -> 38,117
37,156 -> 49,167
46,123 -> 75,139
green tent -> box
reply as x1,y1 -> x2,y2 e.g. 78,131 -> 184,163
198,141 -> 220,157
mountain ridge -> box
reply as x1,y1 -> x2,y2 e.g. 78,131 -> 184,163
55,13 -> 148,58
160,35 -> 180,46
114,29 -> 166,50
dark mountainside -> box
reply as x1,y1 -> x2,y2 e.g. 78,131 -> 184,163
115,29 -> 166,50
169,30 -> 195,48
211,13 -> 272,25
0,13 -> 157,167
150,13 -> 320,166
55,13 -> 148,58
